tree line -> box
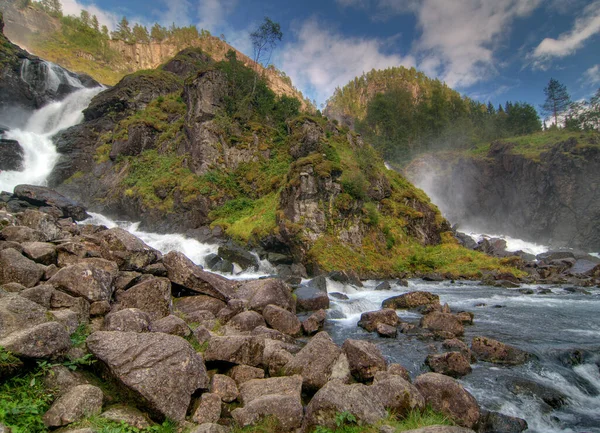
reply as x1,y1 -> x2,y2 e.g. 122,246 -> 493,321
542,78 -> 600,131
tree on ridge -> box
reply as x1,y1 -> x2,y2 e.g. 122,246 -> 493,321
541,78 -> 571,127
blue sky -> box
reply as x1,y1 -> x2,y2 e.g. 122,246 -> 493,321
61,0 -> 600,110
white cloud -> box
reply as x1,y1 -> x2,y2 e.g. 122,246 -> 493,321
197,0 -> 238,34
60,0 -> 119,30
281,19 -> 414,105
159,0 -> 193,27
584,64 -> 600,85
532,1 -> 600,63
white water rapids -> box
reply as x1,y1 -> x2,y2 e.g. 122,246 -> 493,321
1,73 -> 599,433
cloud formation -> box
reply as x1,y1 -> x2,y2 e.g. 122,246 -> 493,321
281,19 -> 414,105
532,1 -> 600,64
197,0 -> 238,33
60,0 -> 119,30
585,64 -> 600,85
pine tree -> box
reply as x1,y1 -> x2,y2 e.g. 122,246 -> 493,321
112,16 -> 132,42
151,23 -> 168,42
80,10 -> 90,27
91,15 -> 99,32
541,78 -> 571,127
132,24 -> 150,43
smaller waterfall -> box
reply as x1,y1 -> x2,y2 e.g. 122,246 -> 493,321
20,59 -> 85,95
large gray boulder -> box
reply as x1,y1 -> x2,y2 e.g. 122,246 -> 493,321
357,308 -> 400,332
13,185 -> 89,221
414,373 -> 480,428
227,311 -> 266,332
163,251 -> 235,301
0,292 -> 48,338
238,375 -> 303,405
48,259 -> 118,302
0,248 -> 44,288
342,339 -> 387,382
0,321 -> 71,358
382,291 -> 440,309
103,308 -> 151,333
87,331 -> 208,422
21,242 -> 57,266
98,228 -> 161,271
175,295 -> 226,316
471,336 -> 530,365
116,277 -> 172,320
426,352 -> 472,378
203,335 -> 265,367
43,385 -> 103,427
262,304 -> 302,336
236,278 -> 295,313
294,285 -> 329,312
420,312 -> 464,337
372,373 -> 425,415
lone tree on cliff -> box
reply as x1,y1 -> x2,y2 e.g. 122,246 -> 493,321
250,17 -> 282,94
541,78 -> 571,127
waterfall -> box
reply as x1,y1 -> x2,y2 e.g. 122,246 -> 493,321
20,59 -> 84,96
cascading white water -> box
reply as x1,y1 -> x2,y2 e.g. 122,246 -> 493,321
20,59 -> 83,95
0,86 -> 102,193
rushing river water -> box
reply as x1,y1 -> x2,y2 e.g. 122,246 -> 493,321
1,72 -> 599,433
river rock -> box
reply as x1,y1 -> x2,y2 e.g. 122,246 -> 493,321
104,308 -> 151,332
420,312 -> 464,337
284,331 -> 348,391
116,277 -> 172,320
86,331 -> 208,421
192,392 -> 221,424
13,185 -> 89,221
471,336 -> 530,365
414,373 -> 480,428
211,374 -> 239,402
357,308 -> 400,332
329,270 -> 363,287
262,304 -> 302,336
238,375 -> 302,404
376,322 -> 398,337
443,339 -> 474,362
1,226 -> 47,243
203,335 -> 265,367
507,378 -> 568,409
426,352 -> 472,378
306,275 -> 327,291
218,243 -> 258,271
21,242 -> 57,266
0,138 -> 23,171
372,374 -> 425,415
43,384 -> 103,427
375,281 -> 391,291
49,259 -> 118,302
227,364 -> 265,385
231,394 -> 303,430
236,278 -> 295,313
0,321 -> 71,358
477,410 -> 528,433
0,291 -> 49,339
382,291 -> 439,309
150,315 -> 191,337
163,251 -> 235,301
227,310 -> 266,332
342,339 -> 387,382
0,248 -> 44,288
294,285 -> 329,312
302,309 -> 326,335
303,380 -> 386,431
98,228 -> 161,271
17,210 -> 63,240
387,363 -> 412,382
175,295 -> 227,317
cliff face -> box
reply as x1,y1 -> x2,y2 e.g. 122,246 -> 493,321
404,138 -> 600,251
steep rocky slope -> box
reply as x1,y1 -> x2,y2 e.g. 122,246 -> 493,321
404,134 -> 600,251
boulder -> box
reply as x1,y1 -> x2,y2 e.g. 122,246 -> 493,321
251,325 -> 296,344
163,251 -> 235,301
117,277 -> 172,320
456,311 -> 474,325
21,242 -> 57,266
382,291 -> 439,309
262,304 -> 302,336
227,311 -> 266,332
414,373 -> 480,428
13,185 -> 88,221
238,375 -> 303,405
426,352 -> 472,378
99,406 -> 153,430
150,315 -> 191,337
284,331 -> 348,391
192,392 -> 221,424
16,210 -> 62,240
357,309 -> 400,332
175,295 -> 226,317
0,138 -> 23,171
43,365 -> 88,397
86,331 -> 208,421
443,339 -> 474,362
376,322 -> 397,338
375,281 -> 391,291
263,340 -> 295,376
1,226 -> 47,243
231,394 -> 303,431
236,278 -> 295,313
420,312 -> 464,337
0,248 -> 44,288
306,275 -> 327,291
211,374 -> 239,402
218,243 -> 258,271
98,228 -> 161,271
104,308 -> 151,332
0,292 -> 48,338
203,335 -> 265,367
48,259 -> 118,302
303,380 -> 386,431
372,374 -> 425,415
43,384 -> 103,427
387,364 -> 412,382
302,309 -> 326,335
471,336 -> 530,365
227,364 -> 265,385
329,270 -> 363,287
0,321 -> 71,358
294,285 -> 329,312
342,339 -> 387,382
507,378 -> 568,409
477,410 -> 528,433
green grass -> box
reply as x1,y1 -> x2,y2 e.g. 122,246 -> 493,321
70,323 -> 91,347
69,415 -> 178,433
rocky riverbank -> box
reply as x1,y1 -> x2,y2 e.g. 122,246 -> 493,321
1,185 -> 535,433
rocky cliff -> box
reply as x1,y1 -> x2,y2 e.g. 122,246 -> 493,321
404,137 -> 600,251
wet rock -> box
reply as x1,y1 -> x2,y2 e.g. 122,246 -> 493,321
420,312 -> 464,337
303,380 -> 386,431
227,311 -> 266,332
569,259 -> 600,276
426,352 -> 472,378
302,309 -> 326,335
375,281 -> 391,291
376,322 -> 398,338
343,339 -> 387,382
150,315 -> 191,337
563,287 -> 591,295
203,335 -> 265,367
218,243 -> 258,271
43,384 -> 103,427
236,278 -> 295,313
98,228 -> 161,271
329,292 -> 349,300
227,364 -> 265,385
117,277 -> 172,320
13,185 -> 89,221
164,251 -> 236,301
471,336 -> 530,365
104,308 -> 151,333
507,378 -> 568,409
211,374 -> 239,402
372,374 -> 425,415
477,410 -> 528,433
262,304 -> 302,336
192,392 -> 221,424
306,275 -> 327,292
48,259 -> 118,302
0,248 -> 44,288
0,321 -> 71,358
456,311 -> 474,325
294,285 -> 329,312
0,138 -> 23,171
382,291 -> 440,309
87,331 -> 208,422
414,373 -> 480,428
284,331 -> 348,391
329,270 -> 363,287
357,308 -> 400,332
443,339 -> 474,362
